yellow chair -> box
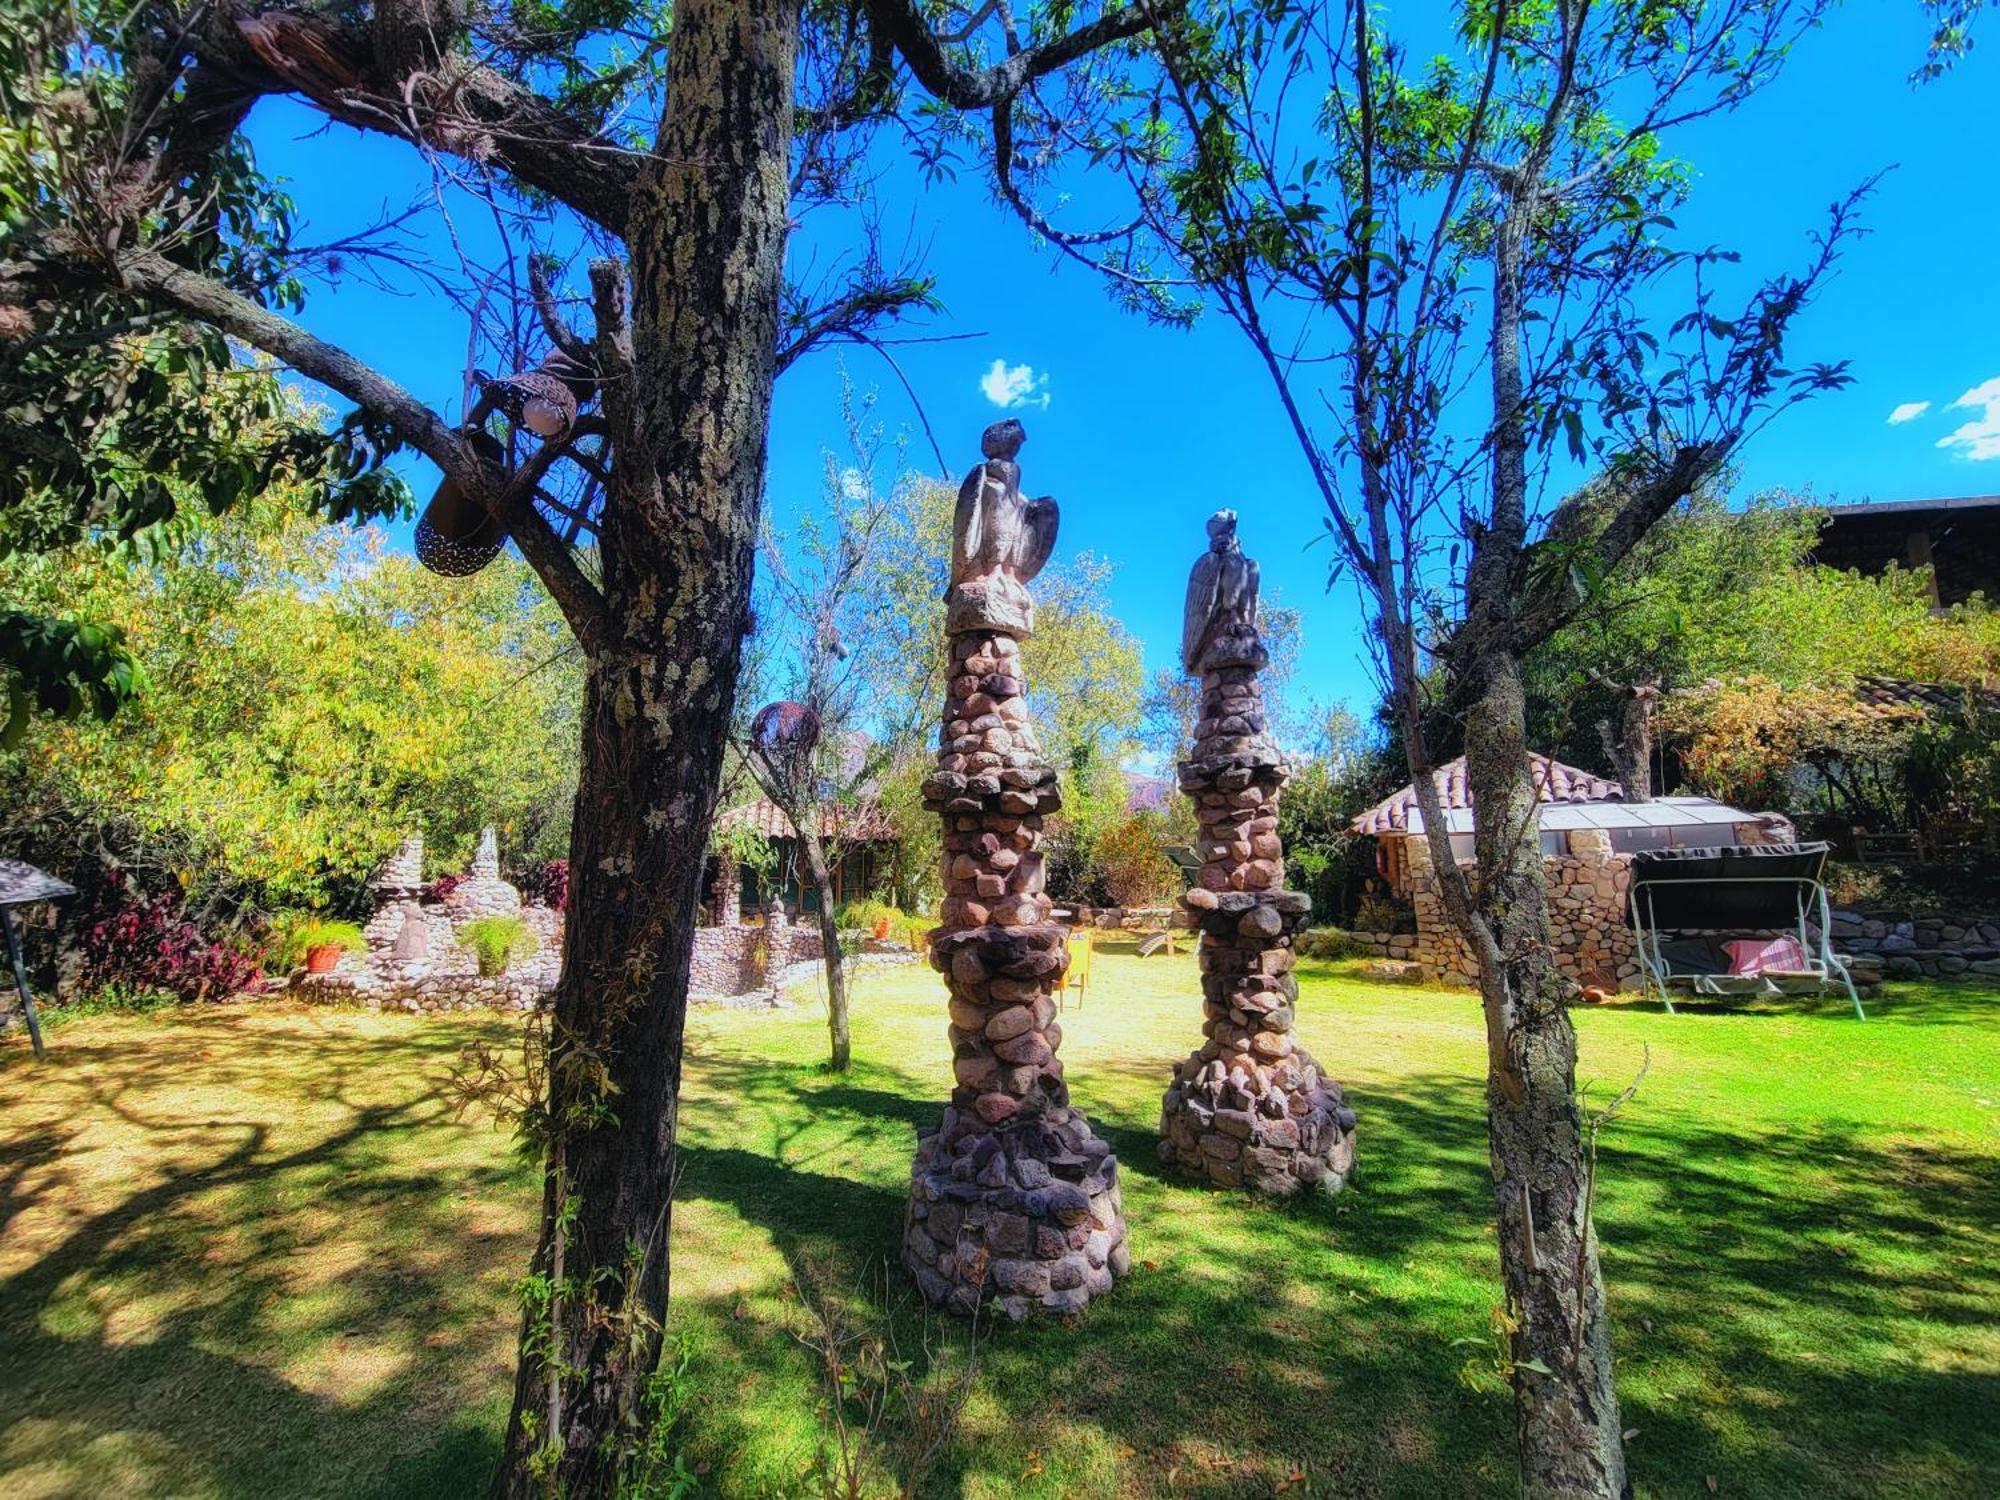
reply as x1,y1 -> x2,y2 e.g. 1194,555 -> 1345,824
1062,928 -> 1094,1009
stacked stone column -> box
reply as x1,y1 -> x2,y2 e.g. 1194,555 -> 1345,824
1160,656 -> 1357,1196
902,634 -> 1131,1319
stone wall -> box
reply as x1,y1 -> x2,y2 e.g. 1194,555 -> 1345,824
1357,839 -> 2000,989
1397,828 -> 1639,990
292,829 -> 563,1013
299,901 -> 564,1012
687,922 -> 824,1001
1830,908 -> 2000,980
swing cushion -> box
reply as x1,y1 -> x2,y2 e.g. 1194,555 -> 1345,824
1657,935 -> 1728,973
1726,935 -> 1810,976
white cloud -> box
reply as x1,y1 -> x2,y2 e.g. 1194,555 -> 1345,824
1887,400 -> 1931,425
979,358 -> 1050,410
1936,376 -> 2000,460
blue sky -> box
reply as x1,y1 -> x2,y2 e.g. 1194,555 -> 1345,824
245,6 -> 2000,727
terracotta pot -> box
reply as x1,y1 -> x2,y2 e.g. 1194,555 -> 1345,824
872,916 -> 893,940
305,944 -> 343,974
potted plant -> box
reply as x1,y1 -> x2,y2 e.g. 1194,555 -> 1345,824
274,915 -> 366,974
834,899 -> 899,943
462,915 -> 537,977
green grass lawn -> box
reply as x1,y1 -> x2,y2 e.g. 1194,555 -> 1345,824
1,950 -> 1995,1498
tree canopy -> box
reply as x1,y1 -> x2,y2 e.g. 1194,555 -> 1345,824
1,492 -> 581,910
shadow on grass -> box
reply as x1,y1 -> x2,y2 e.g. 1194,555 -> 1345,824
0,1015 -> 523,1500
1,998 -> 1994,1500
671,1029 -> 1999,1499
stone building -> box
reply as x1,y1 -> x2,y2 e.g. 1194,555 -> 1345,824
1348,755 -> 1782,990
703,797 -> 897,921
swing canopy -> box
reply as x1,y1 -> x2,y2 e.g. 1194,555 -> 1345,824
1626,841 -> 1865,1017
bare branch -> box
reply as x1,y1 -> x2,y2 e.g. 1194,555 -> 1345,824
193,7 -> 637,234
867,0 -> 1173,109
530,257 -> 595,367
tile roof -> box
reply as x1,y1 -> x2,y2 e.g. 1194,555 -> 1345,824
1351,754 -> 1623,836
714,797 -> 896,842
1851,674 -> 2000,719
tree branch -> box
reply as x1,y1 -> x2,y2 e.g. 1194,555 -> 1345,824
587,258 -> 649,486
1511,441 -> 1721,651
106,245 -> 610,644
775,277 -> 937,373
530,257 -> 596,367
867,0 -> 1173,108
194,6 -> 636,234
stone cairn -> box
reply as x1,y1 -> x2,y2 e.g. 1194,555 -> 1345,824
447,825 -> 523,917
1159,511 -> 1356,1196
903,419 -> 1131,1319
364,834 -> 430,958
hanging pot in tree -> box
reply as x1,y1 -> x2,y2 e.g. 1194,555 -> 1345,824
416,428 -> 508,577
473,367 -> 575,442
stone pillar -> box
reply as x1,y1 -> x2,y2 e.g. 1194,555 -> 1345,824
1159,512 -> 1355,1196
472,825 -> 501,880
902,421 -> 1129,1320
712,852 -> 742,928
451,825 -> 522,918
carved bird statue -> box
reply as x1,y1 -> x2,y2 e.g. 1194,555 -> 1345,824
1182,508 -> 1260,674
949,419 -> 1059,591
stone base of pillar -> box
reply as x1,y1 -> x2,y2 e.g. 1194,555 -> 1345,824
902,1101 -> 1129,1320
1158,895 -> 1356,1196
1159,1051 -> 1354,1196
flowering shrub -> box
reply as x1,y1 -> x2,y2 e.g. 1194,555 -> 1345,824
520,858 -> 569,912
426,871 -> 465,903
76,869 -> 263,1003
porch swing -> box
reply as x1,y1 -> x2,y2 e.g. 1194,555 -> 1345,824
1626,842 -> 1865,1018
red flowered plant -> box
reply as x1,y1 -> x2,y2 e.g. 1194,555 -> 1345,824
426,871 -> 466,903
76,869 -> 264,1003
521,858 -> 569,912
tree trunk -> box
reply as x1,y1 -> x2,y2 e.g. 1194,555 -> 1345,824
1462,649 -> 1627,1499
1455,181 -> 1624,1499
1592,675 -> 1658,803
798,826 -> 852,1070
491,0 -> 797,1493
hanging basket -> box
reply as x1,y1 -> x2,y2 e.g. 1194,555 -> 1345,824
416,430 -> 507,577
